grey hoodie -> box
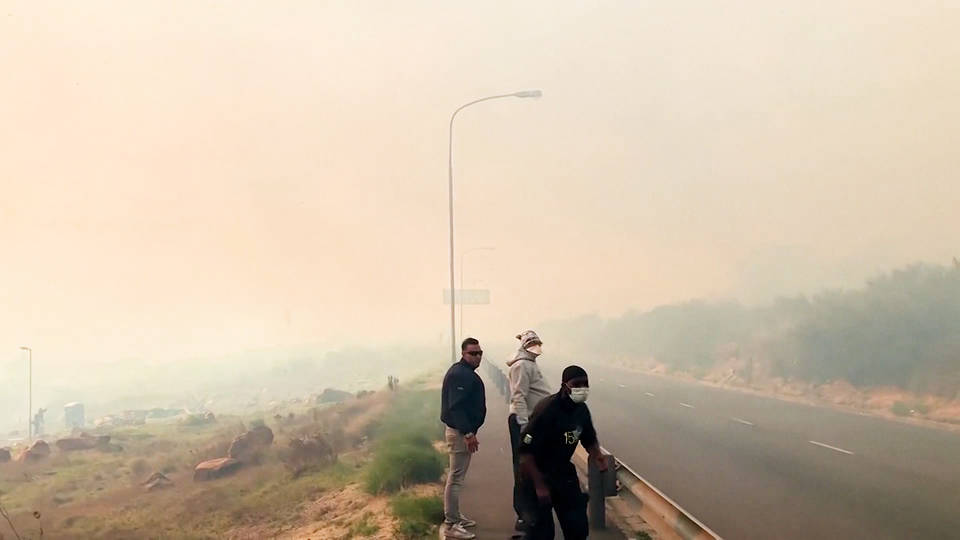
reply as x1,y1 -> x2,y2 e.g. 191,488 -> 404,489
506,349 -> 553,425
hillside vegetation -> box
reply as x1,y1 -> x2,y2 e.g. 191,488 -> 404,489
0,383 -> 445,539
544,263 -> 960,400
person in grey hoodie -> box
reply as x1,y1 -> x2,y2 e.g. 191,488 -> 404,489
506,330 -> 553,532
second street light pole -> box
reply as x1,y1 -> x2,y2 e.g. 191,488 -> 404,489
447,90 -> 541,362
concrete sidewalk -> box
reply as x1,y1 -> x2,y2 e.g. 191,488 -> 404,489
453,372 -> 627,540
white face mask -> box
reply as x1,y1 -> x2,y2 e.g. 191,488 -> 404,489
569,387 -> 589,404
525,344 -> 543,356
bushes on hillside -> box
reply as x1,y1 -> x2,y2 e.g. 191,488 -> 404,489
891,401 -> 911,416
542,263 -> 960,396
364,390 -> 444,494
364,432 -> 444,494
391,494 -> 444,539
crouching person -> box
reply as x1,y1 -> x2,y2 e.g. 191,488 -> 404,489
518,365 -> 608,540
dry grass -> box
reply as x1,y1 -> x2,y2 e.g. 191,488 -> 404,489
0,382 -> 466,540
0,391 -> 408,539
228,483 -> 397,540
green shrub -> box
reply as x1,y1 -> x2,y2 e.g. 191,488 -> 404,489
363,389 -> 445,494
397,519 -> 431,539
391,494 -> 443,539
914,402 -> 931,415
372,390 -> 443,442
364,434 -> 444,494
349,512 -> 380,537
891,401 -> 911,416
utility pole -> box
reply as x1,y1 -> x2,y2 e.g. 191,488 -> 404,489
447,90 -> 541,360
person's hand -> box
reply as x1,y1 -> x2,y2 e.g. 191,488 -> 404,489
535,483 -> 551,506
592,452 -> 609,472
465,434 -> 479,453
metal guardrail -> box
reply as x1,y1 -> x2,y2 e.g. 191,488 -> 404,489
572,445 -> 722,540
483,360 -> 510,403
486,362 -> 720,540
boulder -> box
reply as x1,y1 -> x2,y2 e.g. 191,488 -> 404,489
285,432 -> 336,474
228,425 -> 274,462
0,447 -> 10,463
56,438 -> 96,451
56,434 -> 112,452
193,457 -> 240,481
16,440 -> 51,462
143,472 -> 174,491
316,388 -> 354,404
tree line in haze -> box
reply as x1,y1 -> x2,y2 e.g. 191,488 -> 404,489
543,263 -> 960,398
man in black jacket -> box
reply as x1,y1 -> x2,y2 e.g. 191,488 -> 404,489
518,365 -> 608,540
440,337 -> 487,540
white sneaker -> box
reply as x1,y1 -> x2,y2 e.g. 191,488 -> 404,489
442,522 -> 476,539
458,515 -> 477,528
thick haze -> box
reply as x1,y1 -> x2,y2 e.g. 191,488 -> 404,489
3,1 -> 959,380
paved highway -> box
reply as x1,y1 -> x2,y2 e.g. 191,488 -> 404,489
540,363 -> 960,539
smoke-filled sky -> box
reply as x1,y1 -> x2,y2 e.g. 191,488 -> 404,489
2,1 -> 959,371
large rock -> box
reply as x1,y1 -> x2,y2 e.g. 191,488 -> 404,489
56,434 -> 111,452
285,432 -> 336,475
193,457 -> 240,481
0,447 -> 10,463
228,425 -> 273,462
143,472 -> 174,491
16,440 -> 51,462
316,388 -> 354,404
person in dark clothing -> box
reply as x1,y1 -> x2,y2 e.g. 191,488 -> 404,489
440,337 -> 487,540
518,365 -> 608,540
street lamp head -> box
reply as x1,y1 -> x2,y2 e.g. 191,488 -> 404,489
513,90 -> 542,98
19,346 -> 30,351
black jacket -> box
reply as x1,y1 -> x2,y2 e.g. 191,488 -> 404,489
518,392 -> 597,477
441,359 -> 487,434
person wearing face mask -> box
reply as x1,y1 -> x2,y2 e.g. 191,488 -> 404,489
517,365 -> 608,540
506,330 -> 553,532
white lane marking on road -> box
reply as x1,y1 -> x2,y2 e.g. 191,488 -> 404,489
598,378 -> 607,383
644,392 -> 655,397
809,440 -> 854,455
679,402 -> 695,409
617,384 -> 626,388
731,417 -> 754,426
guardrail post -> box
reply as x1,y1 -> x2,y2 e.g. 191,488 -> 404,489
588,453 -> 617,530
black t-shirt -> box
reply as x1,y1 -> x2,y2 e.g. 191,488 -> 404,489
518,392 -> 598,477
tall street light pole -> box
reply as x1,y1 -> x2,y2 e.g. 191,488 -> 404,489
460,246 -> 496,341
19,346 -> 31,443
448,90 -> 541,362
